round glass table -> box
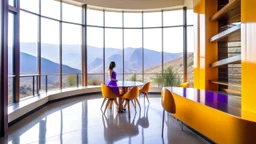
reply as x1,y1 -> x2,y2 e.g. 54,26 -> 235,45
109,81 -> 144,112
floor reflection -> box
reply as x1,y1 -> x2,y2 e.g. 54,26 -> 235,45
0,94 -> 206,144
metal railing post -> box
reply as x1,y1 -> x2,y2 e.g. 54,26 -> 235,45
77,74 -> 79,88
36,75 -> 39,95
32,76 -> 35,96
46,75 -> 48,93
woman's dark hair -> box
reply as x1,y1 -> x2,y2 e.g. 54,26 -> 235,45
108,61 -> 116,70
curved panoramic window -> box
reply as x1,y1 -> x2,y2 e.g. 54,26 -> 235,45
8,0 -> 194,104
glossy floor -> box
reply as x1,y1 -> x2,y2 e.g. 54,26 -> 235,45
1,94 -> 208,144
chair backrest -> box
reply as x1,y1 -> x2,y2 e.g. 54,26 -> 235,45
122,86 -> 139,100
140,82 -> 151,93
101,83 -> 119,98
161,88 -> 176,114
178,82 -> 190,88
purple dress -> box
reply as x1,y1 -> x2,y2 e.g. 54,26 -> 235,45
107,71 -> 120,95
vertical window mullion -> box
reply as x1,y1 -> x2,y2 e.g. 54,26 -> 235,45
161,10 -> 164,87
103,10 -> 105,84
183,7 -> 188,83
122,11 -> 124,81
60,1 -> 62,89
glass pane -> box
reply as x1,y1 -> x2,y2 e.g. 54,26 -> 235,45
87,27 -> 103,85
8,13 -> 14,75
41,0 -> 60,20
87,9 -> 103,26
105,28 -> 123,82
20,77 -> 34,99
9,0 -> 14,6
143,12 -> 161,27
144,28 -> 162,86
187,9 -> 194,25
163,27 -> 183,86
187,26 -> 194,87
20,0 -> 39,13
163,9 -> 183,26
20,11 -> 38,74
124,29 -> 142,74
8,78 -> 13,104
41,18 -> 60,90
8,13 -> 14,104
105,11 -> 122,27
62,3 -> 82,24
124,12 -> 142,28
62,23 -> 82,88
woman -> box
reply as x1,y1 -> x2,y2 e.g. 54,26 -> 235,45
107,61 -> 119,95
107,61 -> 123,112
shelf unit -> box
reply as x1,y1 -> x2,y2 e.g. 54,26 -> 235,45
211,55 -> 241,68
210,0 -> 241,95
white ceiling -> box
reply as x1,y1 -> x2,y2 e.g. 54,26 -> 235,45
62,0 -> 193,11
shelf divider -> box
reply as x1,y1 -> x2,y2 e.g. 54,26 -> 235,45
211,0 -> 241,21
210,24 -> 241,42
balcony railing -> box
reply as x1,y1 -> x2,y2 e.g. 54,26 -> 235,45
8,72 -> 187,105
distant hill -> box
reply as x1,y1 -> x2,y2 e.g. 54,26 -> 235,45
8,52 -> 81,75
144,53 -> 194,84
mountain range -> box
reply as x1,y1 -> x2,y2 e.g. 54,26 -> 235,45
9,42 -> 184,74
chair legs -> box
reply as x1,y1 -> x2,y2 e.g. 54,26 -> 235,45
104,100 -> 111,114
109,100 -> 113,109
101,98 -> 107,110
161,109 -> 165,137
127,100 -> 131,118
131,100 -> 137,113
135,98 -> 141,110
144,93 -> 150,104
114,99 -> 118,106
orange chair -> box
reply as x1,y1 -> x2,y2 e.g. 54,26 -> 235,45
122,86 -> 140,118
161,88 -> 176,137
178,82 -> 190,88
101,83 -> 119,114
139,82 -> 151,104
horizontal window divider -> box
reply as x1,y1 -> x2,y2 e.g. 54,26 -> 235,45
21,9 -> 84,26
8,75 -> 16,78
87,25 -> 191,29
19,73 -> 82,77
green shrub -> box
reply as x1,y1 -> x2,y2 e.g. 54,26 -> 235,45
153,66 -> 181,87
88,77 -> 101,85
66,75 -> 77,87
